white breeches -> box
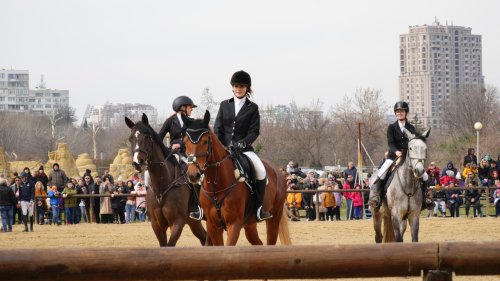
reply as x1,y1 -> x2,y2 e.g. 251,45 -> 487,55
243,151 -> 266,180
377,159 -> 394,180
20,201 -> 34,216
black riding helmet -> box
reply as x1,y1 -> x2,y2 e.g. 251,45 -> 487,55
172,96 -> 197,112
230,70 -> 251,87
394,101 -> 409,113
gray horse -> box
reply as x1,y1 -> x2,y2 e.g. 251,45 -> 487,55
372,129 -> 430,243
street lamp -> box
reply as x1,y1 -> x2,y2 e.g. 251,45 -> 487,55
474,122 -> 483,163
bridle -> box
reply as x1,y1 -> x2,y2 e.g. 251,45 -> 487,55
395,136 -> 427,203
131,127 -> 188,204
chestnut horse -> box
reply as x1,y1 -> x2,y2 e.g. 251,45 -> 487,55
125,114 -> 208,247
182,110 -> 291,246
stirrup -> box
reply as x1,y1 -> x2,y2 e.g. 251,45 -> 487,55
257,206 -> 273,221
189,205 -> 203,221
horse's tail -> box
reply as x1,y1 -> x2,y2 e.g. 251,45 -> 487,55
382,207 -> 396,243
278,208 -> 292,245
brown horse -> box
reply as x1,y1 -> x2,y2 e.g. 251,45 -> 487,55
125,114 -> 209,247
182,110 -> 291,246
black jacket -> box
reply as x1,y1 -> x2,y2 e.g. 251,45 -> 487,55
214,98 -> 260,152
387,121 -> 417,160
0,184 -> 16,206
159,114 -> 186,154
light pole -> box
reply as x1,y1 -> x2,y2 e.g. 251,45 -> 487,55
474,122 -> 483,163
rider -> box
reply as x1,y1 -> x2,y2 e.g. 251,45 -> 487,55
368,101 -> 429,209
212,70 -> 272,221
158,96 -> 203,221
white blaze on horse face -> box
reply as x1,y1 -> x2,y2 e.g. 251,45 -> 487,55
133,131 -> 141,163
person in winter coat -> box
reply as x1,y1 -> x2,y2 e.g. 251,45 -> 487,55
349,184 -> 363,220
441,161 -> 459,178
0,178 -> 16,232
48,163 -> 68,192
463,148 -> 478,167
464,180 -> 481,217
34,166 -> 49,192
321,182 -> 336,221
34,181 -> 48,225
62,181 -> 78,224
48,186 -> 61,225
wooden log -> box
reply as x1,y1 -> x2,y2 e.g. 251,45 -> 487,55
0,243 -> 438,280
439,241 -> 500,276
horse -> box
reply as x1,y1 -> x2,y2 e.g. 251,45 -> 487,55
182,110 -> 291,246
372,128 -> 430,243
125,114 -> 209,247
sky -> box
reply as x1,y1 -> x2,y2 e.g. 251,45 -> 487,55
1,0 -> 499,122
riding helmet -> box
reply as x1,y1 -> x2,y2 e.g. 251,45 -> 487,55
172,96 -> 197,112
394,101 -> 409,113
230,70 -> 251,87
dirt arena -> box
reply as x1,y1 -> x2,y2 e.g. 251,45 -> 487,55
1,217 -> 499,280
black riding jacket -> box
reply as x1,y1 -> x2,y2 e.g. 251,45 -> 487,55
387,120 -> 417,160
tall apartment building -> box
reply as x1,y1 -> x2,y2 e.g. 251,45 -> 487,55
83,102 -> 158,129
399,20 -> 484,129
0,69 -> 69,114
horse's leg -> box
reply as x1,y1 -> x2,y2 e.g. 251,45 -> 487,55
225,223 -> 243,246
391,210 -> 404,242
408,214 -> 420,242
186,218 -> 209,246
206,220 -> 224,246
150,210 -> 168,247
262,209 -> 282,245
372,208 -> 383,243
166,218 -> 186,247
244,223 -> 263,245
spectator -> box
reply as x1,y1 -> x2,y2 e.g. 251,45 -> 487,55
286,161 -> 296,175
426,162 -> 440,179
494,180 -> 500,217
321,181 -> 336,221
10,176 -> 22,225
82,169 -> 94,184
441,161 -> 458,178
86,176 -> 100,223
34,181 -> 48,225
111,183 -> 121,224
343,174 -> 356,220
350,184 -> 363,220
491,160 -> 500,175
125,180 -> 136,223
18,172 -> 35,232
463,148 -> 477,167
316,178 -> 327,221
332,182 -> 342,221
135,183 -> 147,222
478,158 -> 492,186
432,185 -> 447,217
102,170 -> 114,184
462,163 -> 474,179
48,186 -> 61,225
62,181 -> 78,225
34,166 -> 49,192
99,179 -> 113,224
445,182 -> 461,218
0,177 -> 15,232
302,175 -> 317,221
117,179 -> 130,224
76,178 -> 88,223
286,181 -> 301,221
344,162 -> 358,181
464,180 -> 481,218
48,163 -> 68,192
440,170 -> 458,187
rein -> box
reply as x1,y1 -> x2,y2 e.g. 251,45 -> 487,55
394,138 -> 426,209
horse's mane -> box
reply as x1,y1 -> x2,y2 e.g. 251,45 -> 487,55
134,121 -> 175,164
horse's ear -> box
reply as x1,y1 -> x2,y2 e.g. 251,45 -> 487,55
142,113 -> 149,125
203,110 -> 210,126
125,116 -> 135,129
404,129 -> 415,140
422,128 -> 431,139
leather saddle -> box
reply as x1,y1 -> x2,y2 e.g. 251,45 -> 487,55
233,152 -> 256,193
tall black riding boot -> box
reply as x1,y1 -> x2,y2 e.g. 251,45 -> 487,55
188,184 -> 203,220
22,215 -> 29,232
255,178 -> 272,221
369,178 -> 385,208
29,216 -> 34,232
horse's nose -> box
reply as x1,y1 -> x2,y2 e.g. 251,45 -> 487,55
188,172 -> 201,183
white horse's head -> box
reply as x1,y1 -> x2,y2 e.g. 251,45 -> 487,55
404,129 -> 431,179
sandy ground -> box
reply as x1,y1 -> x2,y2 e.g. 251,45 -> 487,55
1,216 -> 499,280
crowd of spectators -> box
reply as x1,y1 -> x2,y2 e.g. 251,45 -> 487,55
284,148 -> 500,222
0,163 -> 149,233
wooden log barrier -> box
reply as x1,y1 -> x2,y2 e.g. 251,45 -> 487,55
0,242 -> 497,280
439,241 -> 500,276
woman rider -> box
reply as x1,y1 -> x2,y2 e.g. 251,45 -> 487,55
369,101 -> 429,209
211,70 -> 271,221
158,96 -> 203,220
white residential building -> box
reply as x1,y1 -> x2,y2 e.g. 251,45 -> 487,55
83,102 -> 158,129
